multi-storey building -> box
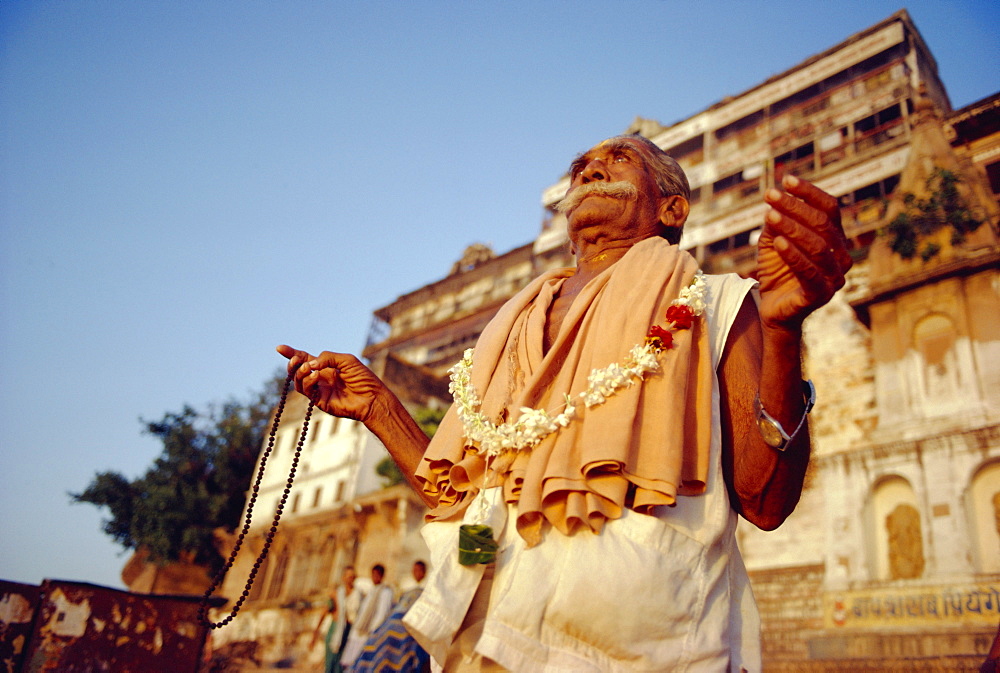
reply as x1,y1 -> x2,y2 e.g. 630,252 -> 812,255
211,10 -> 999,670
538,9 -> 949,279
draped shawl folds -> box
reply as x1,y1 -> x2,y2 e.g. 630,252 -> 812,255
414,238 -> 713,547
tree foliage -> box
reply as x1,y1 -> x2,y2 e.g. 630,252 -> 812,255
881,168 -> 985,261
413,406 -> 447,439
374,406 -> 448,488
375,456 -> 405,488
72,373 -> 284,571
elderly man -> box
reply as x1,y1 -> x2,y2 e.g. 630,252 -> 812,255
280,134 -> 850,672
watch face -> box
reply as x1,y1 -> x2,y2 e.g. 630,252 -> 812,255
757,417 -> 784,448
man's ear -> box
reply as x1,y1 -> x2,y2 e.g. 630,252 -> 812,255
658,195 -> 690,230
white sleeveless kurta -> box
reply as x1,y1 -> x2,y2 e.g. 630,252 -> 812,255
404,273 -> 760,673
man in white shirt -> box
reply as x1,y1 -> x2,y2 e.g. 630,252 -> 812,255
340,563 -> 394,670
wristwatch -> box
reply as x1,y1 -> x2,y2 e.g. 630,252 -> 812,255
754,380 -> 815,451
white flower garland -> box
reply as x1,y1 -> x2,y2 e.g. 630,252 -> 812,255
449,271 -> 706,457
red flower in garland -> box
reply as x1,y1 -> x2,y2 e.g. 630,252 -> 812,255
645,324 -> 674,350
665,304 -> 695,329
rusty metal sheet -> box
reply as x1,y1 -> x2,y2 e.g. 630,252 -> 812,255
1,580 -> 41,673
20,580 -> 208,673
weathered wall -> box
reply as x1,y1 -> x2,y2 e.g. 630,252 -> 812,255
10,579 -> 207,673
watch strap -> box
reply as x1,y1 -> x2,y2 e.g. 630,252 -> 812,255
754,379 -> 816,451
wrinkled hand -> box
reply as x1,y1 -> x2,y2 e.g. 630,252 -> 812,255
277,345 -> 386,423
756,175 -> 852,330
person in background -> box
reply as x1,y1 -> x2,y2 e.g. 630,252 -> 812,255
340,563 -> 394,670
353,561 -> 431,673
311,565 -> 361,673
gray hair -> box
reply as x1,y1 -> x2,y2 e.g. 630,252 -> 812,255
613,134 -> 690,202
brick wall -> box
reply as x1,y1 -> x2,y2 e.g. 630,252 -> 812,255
750,564 -> 994,671
750,563 -> 825,663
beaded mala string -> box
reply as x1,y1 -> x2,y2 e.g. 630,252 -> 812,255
198,373 -> 315,629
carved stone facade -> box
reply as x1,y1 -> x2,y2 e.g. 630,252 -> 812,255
704,13 -> 1000,670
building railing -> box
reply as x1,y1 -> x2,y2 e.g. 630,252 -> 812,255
703,245 -> 758,276
855,117 -> 906,153
775,154 -> 817,183
842,197 -> 890,238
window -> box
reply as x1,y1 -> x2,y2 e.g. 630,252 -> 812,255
248,549 -> 269,601
286,545 -> 310,598
274,428 -> 299,457
818,128 -> 849,167
985,160 -> 1000,198
703,229 -> 759,275
665,135 -> 704,165
772,82 -> 822,117
855,103 -> 905,152
428,332 -> 480,363
734,229 -> 754,248
707,237 -> 731,255
711,166 -> 762,209
266,547 -> 290,600
802,95 -> 830,117
840,174 -> 901,238
775,141 -> 815,181
713,172 -> 743,193
715,110 -> 765,143
312,487 -> 323,508
300,545 -> 324,598
311,536 -> 337,595
309,416 -> 323,445
707,229 -> 756,254
861,67 -> 893,93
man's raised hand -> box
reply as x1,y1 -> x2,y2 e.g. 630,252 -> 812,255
756,174 -> 852,331
276,345 -> 386,423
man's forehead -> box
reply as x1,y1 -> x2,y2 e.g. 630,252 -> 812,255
571,137 -> 644,171
590,137 -> 640,154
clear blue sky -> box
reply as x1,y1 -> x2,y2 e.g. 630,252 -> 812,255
2,1 -> 997,589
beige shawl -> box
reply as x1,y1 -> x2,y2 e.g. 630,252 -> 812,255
415,238 -> 713,547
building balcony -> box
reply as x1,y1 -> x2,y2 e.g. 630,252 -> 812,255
703,243 -> 758,277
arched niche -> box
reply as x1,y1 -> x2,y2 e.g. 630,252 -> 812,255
908,311 -> 968,417
871,475 -> 925,580
968,460 -> 1000,573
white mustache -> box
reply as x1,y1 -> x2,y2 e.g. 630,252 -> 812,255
555,181 -> 638,214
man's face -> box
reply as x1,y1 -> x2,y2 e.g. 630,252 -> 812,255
342,567 -> 356,587
412,562 -> 426,583
560,137 -> 667,247
371,567 -> 384,585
